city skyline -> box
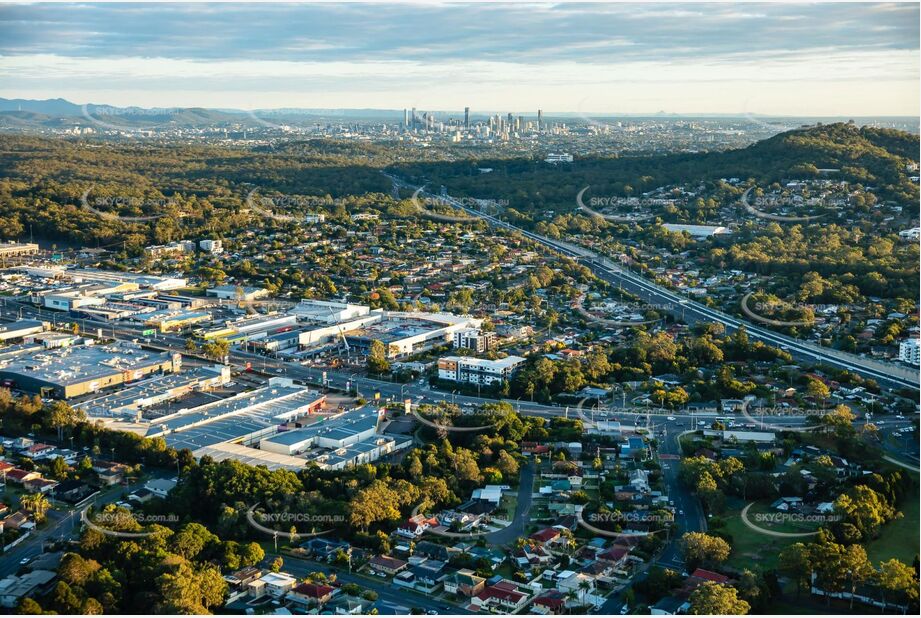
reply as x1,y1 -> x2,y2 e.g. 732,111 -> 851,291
0,2 -> 918,116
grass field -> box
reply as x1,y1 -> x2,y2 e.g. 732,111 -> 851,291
718,498 -> 822,572
866,471 -> 919,565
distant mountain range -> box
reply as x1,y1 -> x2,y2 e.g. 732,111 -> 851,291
0,97 -> 917,131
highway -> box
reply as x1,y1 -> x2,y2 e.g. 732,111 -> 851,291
390,176 -> 920,391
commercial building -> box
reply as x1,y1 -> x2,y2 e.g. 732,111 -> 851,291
437,355 -> 526,385
76,365 -> 230,419
199,239 -> 223,254
453,328 -> 496,353
111,380 -> 335,470
206,285 -> 270,301
260,404 -> 411,471
899,339 -> 920,366
343,311 -> 481,358
0,341 -> 180,398
661,223 -> 731,237
144,310 -> 212,333
0,319 -> 47,342
290,299 -> 370,324
0,241 -> 39,258
144,240 -> 195,258
66,269 -> 188,291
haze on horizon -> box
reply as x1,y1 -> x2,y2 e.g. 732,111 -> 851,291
0,2 -> 918,117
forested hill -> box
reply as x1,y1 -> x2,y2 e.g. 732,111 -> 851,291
391,122 -> 920,213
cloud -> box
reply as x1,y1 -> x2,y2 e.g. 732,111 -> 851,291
0,2 -> 916,115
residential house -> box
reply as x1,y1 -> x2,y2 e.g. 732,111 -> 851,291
472,580 -> 530,613
224,566 -> 263,590
442,569 -> 485,598
651,596 -> 690,615
328,594 -> 373,615
396,514 -> 439,539
24,477 -> 58,494
0,570 -> 57,608
247,572 -> 297,598
287,582 -> 335,608
531,589 -> 567,614
368,555 -> 408,576
530,527 -> 562,546
144,478 -> 177,499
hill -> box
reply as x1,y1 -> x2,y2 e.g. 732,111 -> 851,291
390,122 -> 920,213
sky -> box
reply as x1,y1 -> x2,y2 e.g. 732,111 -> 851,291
0,1 -> 918,116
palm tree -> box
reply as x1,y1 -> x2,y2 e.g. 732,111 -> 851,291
578,580 -> 592,606
21,492 -> 50,523
564,590 -> 578,614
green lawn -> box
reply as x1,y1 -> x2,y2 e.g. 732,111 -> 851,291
866,472 -> 919,565
719,499 -> 807,572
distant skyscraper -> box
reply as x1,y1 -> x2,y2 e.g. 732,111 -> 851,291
507,113 -> 513,130
411,107 -> 417,130
403,108 -> 409,128
464,107 -> 469,129
537,109 -> 543,132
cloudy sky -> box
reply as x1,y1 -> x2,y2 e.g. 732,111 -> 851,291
0,1 -> 917,115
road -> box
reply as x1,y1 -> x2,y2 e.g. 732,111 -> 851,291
277,553 -> 472,614
486,458 -> 536,545
0,478 -> 136,577
655,427 -> 705,572
389,176 -> 919,391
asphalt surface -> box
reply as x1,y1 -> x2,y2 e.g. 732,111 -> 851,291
486,458 -> 536,545
277,553 -> 472,614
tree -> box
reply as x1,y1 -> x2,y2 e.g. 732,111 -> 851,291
156,561 -> 227,613
805,378 -> 830,407
877,558 -> 918,611
201,339 -> 230,362
48,401 -> 83,440
58,552 -> 102,587
367,340 -> 390,374
833,484 -> 895,541
679,532 -> 731,569
239,541 -> 265,566
689,582 -> 750,615
778,543 -> 812,595
81,598 -> 104,614
496,450 -> 519,478
51,581 -> 82,614
16,598 -> 42,615
842,545 -> 873,610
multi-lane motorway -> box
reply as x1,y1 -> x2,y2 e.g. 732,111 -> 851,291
393,176 -> 920,391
